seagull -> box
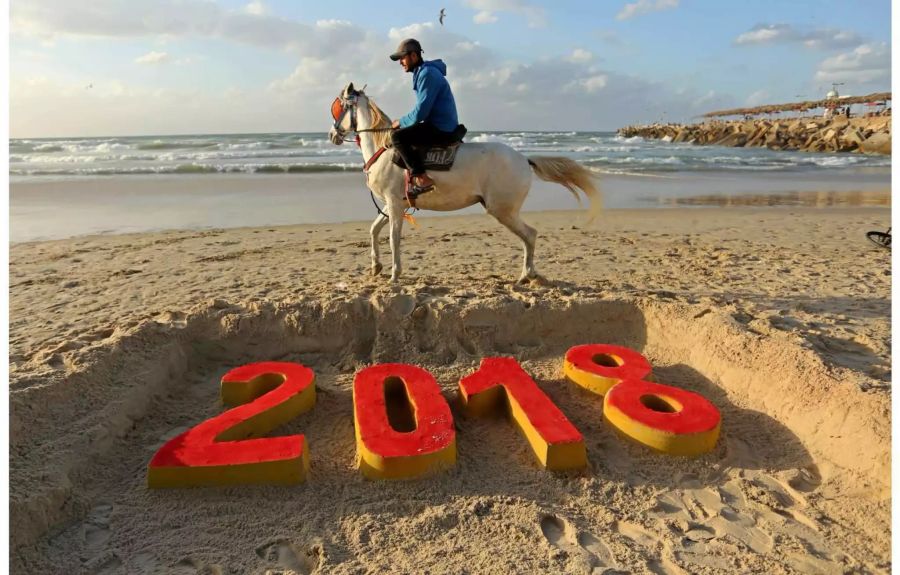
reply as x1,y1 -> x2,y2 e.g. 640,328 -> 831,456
86,83 -> 93,89
439,8 -> 446,25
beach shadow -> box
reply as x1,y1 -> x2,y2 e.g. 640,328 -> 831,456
439,360 -> 814,499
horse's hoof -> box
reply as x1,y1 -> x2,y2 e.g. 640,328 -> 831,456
372,263 -> 383,276
518,273 -> 548,286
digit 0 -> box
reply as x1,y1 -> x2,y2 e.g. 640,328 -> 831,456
353,363 -> 456,479
564,344 -> 720,456
147,362 -> 316,488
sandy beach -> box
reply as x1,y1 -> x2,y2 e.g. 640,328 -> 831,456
9,205 -> 890,574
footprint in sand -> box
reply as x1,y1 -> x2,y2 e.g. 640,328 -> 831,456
576,531 -> 617,571
81,503 -> 115,570
169,557 -> 224,575
540,514 -> 577,562
786,465 -> 822,492
650,483 -> 776,561
786,552 -> 844,575
614,520 -> 659,548
256,539 -> 320,574
746,471 -> 805,509
83,551 -> 122,575
131,551 -> 160,575
706,512 -> 774,555
611,522 -> 691,575
647,554 -> 690,575
541,515 -> 617,572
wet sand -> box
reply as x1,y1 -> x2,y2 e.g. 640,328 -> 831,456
10,168 -> 890,242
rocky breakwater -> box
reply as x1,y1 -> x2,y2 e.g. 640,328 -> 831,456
619,114 -> 891,154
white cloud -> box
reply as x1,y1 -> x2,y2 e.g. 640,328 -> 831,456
735,23 -> 863,50
268,57 -> 343,93
244,1 -> 267,16
687,90 -> 736,116
316,19 -> 353,30
10,76 -> 283,136
803,29 -> 861,50
473,11 -> 498,24
580,74 -> 608,93
567,49 -> 593,63
735,25 -> 788,45
463,0 -> 546,27
815,42 -> 891,86
616,0 -> 679,21
10,0 -> 373,59
10,10 -> 734,135
745,89 -> 769,106
134,51 -> 169,65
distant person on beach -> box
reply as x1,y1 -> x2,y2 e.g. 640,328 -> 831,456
389,38 -> 461,194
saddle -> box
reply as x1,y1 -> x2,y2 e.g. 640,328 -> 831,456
391,124 -> 467,171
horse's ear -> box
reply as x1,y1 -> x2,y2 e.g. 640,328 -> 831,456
347,82 -> 355,95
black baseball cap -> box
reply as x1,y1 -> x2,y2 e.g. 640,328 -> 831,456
390,38 -> 423,61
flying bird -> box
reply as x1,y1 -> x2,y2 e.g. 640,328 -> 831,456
439,8 -> 446,25
86,83 -> 93,89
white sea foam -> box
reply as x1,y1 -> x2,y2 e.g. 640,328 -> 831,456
9,131 -> 891,178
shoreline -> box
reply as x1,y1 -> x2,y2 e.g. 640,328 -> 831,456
9,170 -> 892,243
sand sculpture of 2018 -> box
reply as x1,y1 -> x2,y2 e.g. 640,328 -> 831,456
147,344 -> 722,488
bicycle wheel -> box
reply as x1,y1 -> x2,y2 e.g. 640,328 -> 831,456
866,231 -> 891,249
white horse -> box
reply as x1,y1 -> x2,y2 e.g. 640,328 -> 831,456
328,82 -> 601,283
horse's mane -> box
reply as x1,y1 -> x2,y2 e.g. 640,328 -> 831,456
365,97 -> 393,149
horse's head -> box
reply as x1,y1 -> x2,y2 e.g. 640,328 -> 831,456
328,82 -> 368,145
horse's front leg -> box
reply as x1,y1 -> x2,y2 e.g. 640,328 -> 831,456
388,205 -> 405,282
369,213 -> 388,276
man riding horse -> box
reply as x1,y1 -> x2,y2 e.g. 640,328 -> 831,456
389,38 -> 461,196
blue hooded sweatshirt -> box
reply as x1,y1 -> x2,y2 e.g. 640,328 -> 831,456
398,59 -> 459,132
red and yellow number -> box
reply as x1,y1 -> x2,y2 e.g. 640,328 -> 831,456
353,363 -> 456,479
460,357 -> 586,470
147,362 -> 316,488
564,344 -> 720,456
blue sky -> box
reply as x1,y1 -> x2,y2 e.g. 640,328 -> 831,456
9,0 -> 892,137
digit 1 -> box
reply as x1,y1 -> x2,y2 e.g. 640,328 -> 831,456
460,357 -> 586,470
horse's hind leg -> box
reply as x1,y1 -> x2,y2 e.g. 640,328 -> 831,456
370,213 -> 388,276
490,207 -> 538,282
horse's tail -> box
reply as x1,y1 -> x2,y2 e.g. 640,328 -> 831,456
527,156 -> 602,221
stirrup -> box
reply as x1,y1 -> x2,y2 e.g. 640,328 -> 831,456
411,183 -> 435,195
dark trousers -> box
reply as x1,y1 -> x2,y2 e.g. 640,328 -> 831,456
390,122 -> 456,176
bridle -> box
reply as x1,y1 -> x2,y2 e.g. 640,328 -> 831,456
330,87 -> 419,224
330,91 -> 393,139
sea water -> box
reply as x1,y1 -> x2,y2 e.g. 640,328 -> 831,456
9,131 -> 891,242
